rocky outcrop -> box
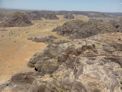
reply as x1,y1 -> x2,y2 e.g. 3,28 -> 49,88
1,19 -> 122,92
0,14 -> 5,22
28,35 -> 57,43
109,19 -> 122,32
27,11 -> 42,20
28,11 -> 59,20
64,14 -> 75,19
1,37 -> 121,92
53,20 -> 118,39
0,12 -> 32,27
41,13 -> 59,20
28,39 -> 122,92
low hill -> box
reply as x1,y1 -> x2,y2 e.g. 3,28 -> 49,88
0,12 -> 32,27
53,20 -> 119,39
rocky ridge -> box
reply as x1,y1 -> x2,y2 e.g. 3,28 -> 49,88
0,19 -> 122,92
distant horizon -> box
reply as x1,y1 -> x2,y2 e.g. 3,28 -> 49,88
0,7 -> 122,13
0,0 -> 122,13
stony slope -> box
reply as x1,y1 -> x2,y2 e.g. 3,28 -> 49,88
0,18 -> 122,92
1,32 -> 122,92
